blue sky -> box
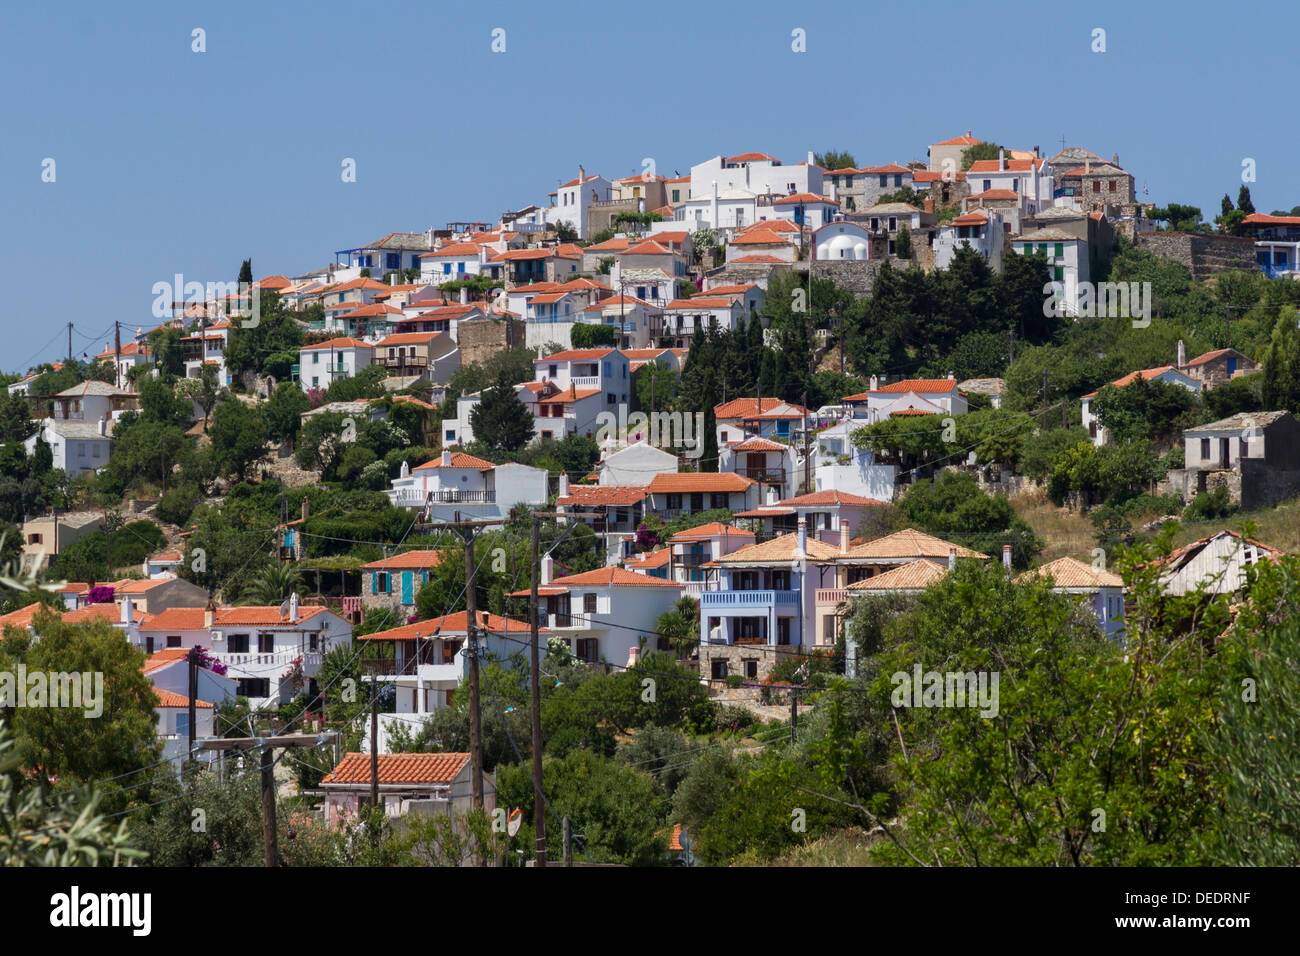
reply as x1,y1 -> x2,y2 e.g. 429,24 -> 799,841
2,0 -> 1296,369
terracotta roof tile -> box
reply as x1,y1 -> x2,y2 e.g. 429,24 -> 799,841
322,752 -> 470,786
847,559 -> 949,591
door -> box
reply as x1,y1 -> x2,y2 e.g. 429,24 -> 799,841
1220,438 -> 1230,469
401,571 -> 413,605
746,452 -> 766,480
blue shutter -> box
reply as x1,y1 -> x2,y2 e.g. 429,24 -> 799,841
370,572 -> 377,596
401,572 -> 414,605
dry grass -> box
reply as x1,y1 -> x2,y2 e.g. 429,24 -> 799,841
1011,488 -> 1098,561
769,827 -> 882,867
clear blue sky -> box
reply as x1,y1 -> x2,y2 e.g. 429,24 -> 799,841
2,0 -> 1296,370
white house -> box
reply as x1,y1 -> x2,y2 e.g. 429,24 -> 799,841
26,419 -> 113,478
935,209 -> 1007,272
1154,530 -> 1283,597
844,377 -> 969,423
812,418 -> 899,501
1017,557 -> 1126,642
1080,366 -> 1202,446
545,169 -> 613,240
1012,229 -> 1089,314
135,596 -> 353,710
418,242 -> 492,284
578,296 -> 662,350
386,450 -> 549,524
509,564 -> 684,667
719,435 -> 799,500
771,192 -> 840,230
814,220 -> 873,261
597,441 -> 678,486
660,296 -> 746,348
966,153 -> 1054,216
296,338 -> 375,392
686,152 -> 823,205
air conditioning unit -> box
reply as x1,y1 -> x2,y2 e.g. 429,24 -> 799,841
211,630 -> 224,643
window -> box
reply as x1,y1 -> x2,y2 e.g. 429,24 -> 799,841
983,180 -> 991,192
1093,181 -> 1101,192
744,659 -> 758,679
309,633 -> 319,651
1240,435 -> 1250,457
92,443 -> 101,458
228,633 -> 250,653
711,493 -> 727,509
1054,243 -> 1064,258
576,638 -> 599,662
236,678 -> 270,698
166,635 -> 182,648
443,263 -> 451,275
1200,438 -> 1211,461
690,492 -> 703,512
711,658 -> 729,680
583,593 -> 597,614
386,253 -> 400,270
258,633 -> 274,653
879,174 -> 887,187
824,616 -> 837,642
547,364 -> 557,378
145,636 -> 155,654
1054,266 -> 1064,281
176,712 -> 190,737
378,572 -> 390,593
607,393 -> 616,404
671,189 -> 680,202
667,493 -> 682,510
1108,180 -> 1117,192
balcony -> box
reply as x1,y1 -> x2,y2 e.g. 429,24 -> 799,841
545,612 -> 594,630
426,489 -> 496,504
735,466 -> 786,484
815,588 -> 849,607
568,375 -> 599,389
379,354 -> 428,369
700,589 -> 799,609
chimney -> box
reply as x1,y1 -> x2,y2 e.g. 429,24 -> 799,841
558,473 -> 570,498
1177,339 -> 1186,368
766,486 -> 779,506
301,497 -> 309,522
541,553 -> 554,586
578,165 -> 585,184
1002,544 -> 1012,572
998,148 -> 1005,171
1113,153 -> 1119,166
966,130 -> 972,137
924,198 -> 935,214
840,522 -> 849,555
1085,157 -> 1091,174
459,286 -> 469,306
120,596 -> 132,625
870,374 -> 878,391
97,415 -> 107,436
442,449 -> 452,466
807,150 -> 815,166
1034,145 -> 1040,159
204,597 -> 216,629
796,517 -> 807,558
948,546 -> 957,571
289,591 -> 299,623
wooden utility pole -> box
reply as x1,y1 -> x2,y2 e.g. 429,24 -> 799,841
530,516 -> 547,866
465,528 -> 484,808
528,510 -> 566,867
260,746 -> 278,866
790,687 -> 798,743
370,677 -> 379,811
187,651 -> 197,764
197,733 -> 336,868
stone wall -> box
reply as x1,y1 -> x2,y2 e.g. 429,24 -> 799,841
698,643 -> 801,684
457,316 -> 526,367
585,199 -> 641,238
1135,232 -> 1258,281
794,259 -> 890,297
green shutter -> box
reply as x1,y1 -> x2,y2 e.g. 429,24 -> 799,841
1054,243 -> 1064,257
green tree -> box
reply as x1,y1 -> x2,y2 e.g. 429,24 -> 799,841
570,323 -> 618,349
470,374 -> 534,453
960,142 -> 1003,171
265,381 -> 311,447
208,398 -> 267,481
814,150 -> 857,171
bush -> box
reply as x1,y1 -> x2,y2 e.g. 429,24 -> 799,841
724,674 -> 746,689
1184,485 -> 1238,521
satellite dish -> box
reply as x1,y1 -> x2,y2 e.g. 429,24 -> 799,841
507,807 -> 523,837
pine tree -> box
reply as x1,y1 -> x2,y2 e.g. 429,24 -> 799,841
238,258 -> 253,286
470,373 -> 534,452
1221,194 -> 1234,217
1237,185 -> 1256,215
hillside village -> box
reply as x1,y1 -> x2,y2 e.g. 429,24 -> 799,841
5,131 -> 1300,867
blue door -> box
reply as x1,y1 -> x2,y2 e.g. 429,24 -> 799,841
401,572 -> 413,605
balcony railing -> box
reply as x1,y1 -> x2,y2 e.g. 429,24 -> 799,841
379,354 -> 429,368
568,375 -> 599,389
815,588 -> 849,607
545,612 -> 593,629
700,589 -> 799,608
735,466 -> 786,483
427,489 -> 496,504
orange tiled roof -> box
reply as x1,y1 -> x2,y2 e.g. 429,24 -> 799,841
933,133 -> 982,146
1081,366 -> 1178,399
360,611 -> 537,641
509,566 -> 681,594
0,602 -> 44,631
646,472 -> 755,494
413,451 -> 496,470
154,688 -> 213,709
846,529 -> 988,562
779,490 -> 889,507
140,605 -> 331,630
847,559 -> 949,591
143,648 -> 191,674
716,532 -> 840,563
535,348 -> 618,362
322,752 -> 470,786
360,550 -> 447,571
625,548 -> 672,570
1016,556 -> 1123,589
669,522 -> 754,542
558,485 -> 648,506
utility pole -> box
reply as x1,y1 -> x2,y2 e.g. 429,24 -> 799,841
198,733 -> 336,868
369,676 -> 379,812
528,510 -> 566,867
790,686 -> 798,743
802,390 -> 811,494
67,322 -> 72,363
187,650 -> 197,765
1042,369 -> 1049,430
261,746 -> 279,866
418,517 -> 498,808
464,528 -> 484,809
562,815 -> 573,867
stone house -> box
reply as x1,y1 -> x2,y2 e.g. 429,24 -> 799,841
1168,411 -> 1300,511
